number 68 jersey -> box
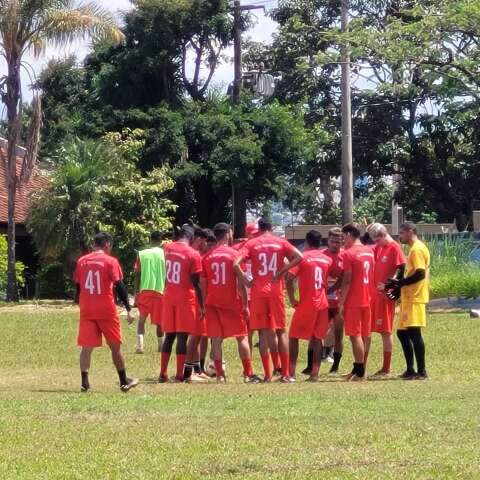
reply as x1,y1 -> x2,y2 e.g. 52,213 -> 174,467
74,250 -> 123,320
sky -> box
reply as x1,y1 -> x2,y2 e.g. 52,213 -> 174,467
0,0 -> 279,103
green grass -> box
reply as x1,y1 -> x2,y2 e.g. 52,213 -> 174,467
0,306 -> 479,479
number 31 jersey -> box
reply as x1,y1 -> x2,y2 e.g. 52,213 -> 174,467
202,245 -> 241,308
240,233 -> 296,299
164,241 -> 202,304
74,251 -> 123,320
342,245 -> 375,308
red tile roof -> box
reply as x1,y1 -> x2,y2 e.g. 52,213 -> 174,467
0,147 -> 50,225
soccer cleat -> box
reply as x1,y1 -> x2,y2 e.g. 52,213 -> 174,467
158,374 -> 169,383
170,375 -> 184,383
326,355 -> 334,364
243,374 -> 262,384
398,370 -> 417,380
349,375 -> 366,382
81,383 -> 90,393
342,372 -> 355,381
301,367 -> 312,375
415,371 -> 429,380
263,376 -> 273,383
369,369 -> 390,379
135,347 -> 145,354
280,376 -> 295,384
185,374 -> 209,384
216,375 -> 227,384
120,377 -> 139,392
305,375 -> 319,383
196,372 -> 211,381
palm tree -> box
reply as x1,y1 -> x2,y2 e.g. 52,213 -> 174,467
0,0 -> 124,300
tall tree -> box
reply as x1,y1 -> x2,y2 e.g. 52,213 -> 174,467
0,0 -> 124,301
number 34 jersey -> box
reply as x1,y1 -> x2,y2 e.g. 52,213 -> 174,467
74,251 -> 123,320
342,245 -> 375,308
163,241 -> 202,305
240,233 -> 297,299
202,245 -> 241,309
289,250 -> 333,309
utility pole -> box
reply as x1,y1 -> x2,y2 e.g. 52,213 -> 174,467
340,0 -> 353,224
231,0 -> 264,239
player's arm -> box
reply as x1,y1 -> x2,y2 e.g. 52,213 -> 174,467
273,247 -> 303,282
191,273 -> 205,316
338,270 -> 352,313
114,280 -> 134,324
237,279 -> 249,317
286,272 -> 298,308
233,255 -> 251,287
327,272 -> 343,295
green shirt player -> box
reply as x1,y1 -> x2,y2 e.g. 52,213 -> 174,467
133,231 -> 167,353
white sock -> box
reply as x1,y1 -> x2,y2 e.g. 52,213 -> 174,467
137,334 -> 144,350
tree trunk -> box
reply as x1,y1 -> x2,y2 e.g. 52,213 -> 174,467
5,54 -> 22,301
233,185 -> 247,239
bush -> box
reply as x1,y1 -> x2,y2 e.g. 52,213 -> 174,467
0,235 -> 25,295
36,262 -> 75,299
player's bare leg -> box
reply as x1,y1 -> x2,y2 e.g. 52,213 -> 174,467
175,332 -> 188,382
381,333 -> 393,373
364,335 -> 371,375
275,329 -> 292,383
211,337 -> 226,382
236,336 -> 260,383
258,329 -> 273,381
323,326 -> 335,363
136,315 -> 147,354
184,335 -> 208,383
156,325 -> 164,353
330,313 -> 344,374
270,332 -> 281,375
80,347 -> 93,392
308,338 -> 323,381
199,336 -> 209,373
159,332 -> 176,382
109,342 -> 138,392
347,336 -> 366,381
288,337 -> 299,379
302,338 -> 314,375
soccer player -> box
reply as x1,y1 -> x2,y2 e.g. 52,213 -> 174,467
286,230 -> 332,381
159,225 -> 205,383
133,231 -> 166,354
202,223 -> 260,383
366,223 -> 406,376
74,232 -> 138,393
234,218 -> 303,383
386,222 -> 430,380
339,223 -> 375,381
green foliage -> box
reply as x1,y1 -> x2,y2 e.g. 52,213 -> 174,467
0,236 -> 25,292
36,262 -> 74,299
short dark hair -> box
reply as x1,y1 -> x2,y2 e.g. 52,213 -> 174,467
400,221 -> 417,234
150,231 -> 162,242
194,227 -> 208,239
179,225 -> 194,239
328,227 -> 343,238
342,223 -> 361,239
94,232 -> 113,248
258,218 -> 272,232
204,228 -> 217,243
305,230 -> 322,249
213,222 -> 231,241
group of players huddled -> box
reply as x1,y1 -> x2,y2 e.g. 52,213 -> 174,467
74,218 -> 430,392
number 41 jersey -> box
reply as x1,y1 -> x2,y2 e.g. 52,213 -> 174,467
163,241 -> 202,305
342,244 -> 375,308
74,250 -> 123,320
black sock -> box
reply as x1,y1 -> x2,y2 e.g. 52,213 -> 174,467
331,352 -> 342,371
193,361 -> 202,374
306,349 -> 313,370
352,363 -> 360,375
325,346 -> 333,357
397,329 -> 415,372
200,357 -> 206,372
117,369 -> 128,386
356,363 -> 365,378
81,371 -> 89,387
184,363 -> 194,380
409,327 -> 426,374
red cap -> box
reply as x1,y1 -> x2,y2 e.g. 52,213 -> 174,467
245,222 -> 259,238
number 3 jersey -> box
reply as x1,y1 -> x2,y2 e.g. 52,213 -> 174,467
290,250 -> 333,309
202,245 -> 241,308
74,251 -> 123,320
342,245 -> 375,308
240,233 -> 296,299
163,241 -> 202,305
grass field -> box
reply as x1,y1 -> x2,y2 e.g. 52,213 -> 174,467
0,305 -> 479,479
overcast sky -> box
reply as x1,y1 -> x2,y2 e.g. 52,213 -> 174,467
0,0 -> 279,103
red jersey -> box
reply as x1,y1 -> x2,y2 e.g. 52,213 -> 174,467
290,250 -> 332,309
240,233 -> 297,298
74,251 -> 123,320
373,241 -> 406,286
202,245 -> 241,308
322,248 -> 344,307
342,244 -> 375,308
164,241 -> 202,304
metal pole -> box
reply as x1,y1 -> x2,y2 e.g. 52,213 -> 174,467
341,0 -> 353,224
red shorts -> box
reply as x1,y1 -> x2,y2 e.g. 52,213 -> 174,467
136,291 -> 163,326
289,304 -> 329,340
250,295 -> 286,331
344,306 -> 371,337
371,293 -> 395,334
162,297 -> 198,334
77,316 -> 122,347
206,305 -> 248,338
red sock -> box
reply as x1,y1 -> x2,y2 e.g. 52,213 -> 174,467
280,352 -> 289,377
160,352 -> 171,377
311,362 -> 320,377
176,354 -> 186,379
261,354 -> 272,379
382,351 -> 392,373
214,360 -> 224,377
271,351 -> 281,370
241,358 -> 253,377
